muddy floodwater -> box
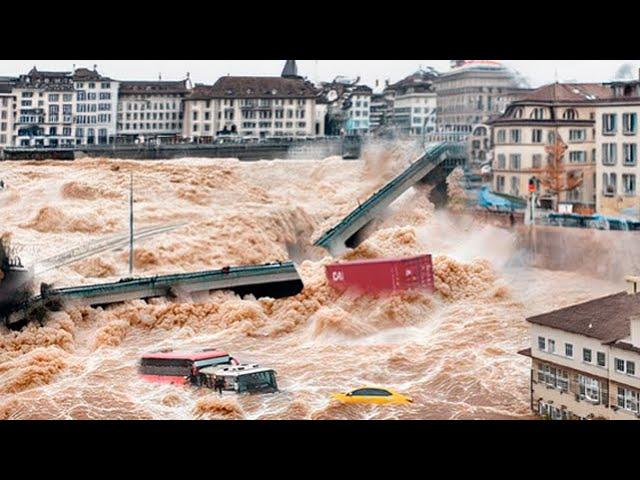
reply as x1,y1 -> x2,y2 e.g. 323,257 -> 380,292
0,148 -> 622,419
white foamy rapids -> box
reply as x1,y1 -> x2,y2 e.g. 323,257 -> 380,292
0,148 -> 621,419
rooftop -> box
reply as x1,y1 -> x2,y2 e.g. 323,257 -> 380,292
526,291 -> 640,343
186,76 -> 317,100
120,80 -> 188,95
516,82 -> 613,103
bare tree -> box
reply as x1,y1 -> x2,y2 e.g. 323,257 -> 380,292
534,133 -> 583,209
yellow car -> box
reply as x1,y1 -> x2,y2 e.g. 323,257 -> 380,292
332,387 -> 413,405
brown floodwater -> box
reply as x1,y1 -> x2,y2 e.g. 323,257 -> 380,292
0,147 -> 622,419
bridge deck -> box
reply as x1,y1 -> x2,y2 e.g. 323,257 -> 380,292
8,262 -> 303,327
313,142 -> 465,255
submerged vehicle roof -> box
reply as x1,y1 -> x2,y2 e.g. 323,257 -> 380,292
199,363 -> 275,376
141,349 -> 229,361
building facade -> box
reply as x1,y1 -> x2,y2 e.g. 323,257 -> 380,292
521,277 -> 640,420
72,68 -> 119,145
435,60 -> 527,137
593,80 -> 640,215
10,67 -> 118,147
117,80 -> 188,142
183,62 -> 318,140
488,83 -> 613,209
344,85 -> 372,135
386,69 -> 438,137
0,77 -> 16,149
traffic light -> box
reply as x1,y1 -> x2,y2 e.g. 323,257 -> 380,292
528,177 -> 536,193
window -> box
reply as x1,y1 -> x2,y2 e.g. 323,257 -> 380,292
565,343 -> 573,357
569,151 -> 586,163
510,176 -> 519,196
622,174 -> 636,195
537,363 -> 569,391
530,108 -> 545,120
496,175 -> 505,192
617,387 -> 640,413
532,129 -> 543,143
497,130 -> 506,143
602,143 -> 617,165
497,154 -> 506,169
538,337 -> 546,351
603,173 -> 617,196
603,113 -> 617,134
615,358 -> 625,372
579,375 -> 600,402
563,109 -> 577,120
510,129 -> 521,144
628,361 -> 636,375
597,352 -> 606,367
583,348 -> 592,363
509,154 -> 521,170
569,129 -> 586,142
623,143 -> 637,166
547,339 -> 555,353
623,113 -> 637,135
532,154 -> 542,169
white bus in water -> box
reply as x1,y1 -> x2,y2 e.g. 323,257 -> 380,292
198,364 -> 278,393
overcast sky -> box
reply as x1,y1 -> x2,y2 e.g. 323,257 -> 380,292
1,60 -> 638,91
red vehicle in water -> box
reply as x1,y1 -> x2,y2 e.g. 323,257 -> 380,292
139,349 -> 238,385
325,254 -> 434,294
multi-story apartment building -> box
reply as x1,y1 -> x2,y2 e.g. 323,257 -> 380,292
117,80 -> 188,142
345,85 -> 372,135
435,60 -> 527,137
386,69 -> 438,137
13,68 -> 76,147
520,276 -> 640,420
466,124 -> 491,174
0,77 -> 16,149
369,93 -> 387,132
488,83 -> 612,209
72,68 -> 119,145
182,61 -> 318,140
593,79 -> 640,215
10,67 -> 118,147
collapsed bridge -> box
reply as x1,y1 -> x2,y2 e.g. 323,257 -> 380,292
5,261 -> 303,329
314,141 -> 466,256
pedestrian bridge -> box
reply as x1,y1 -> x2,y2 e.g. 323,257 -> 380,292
313,142 -> 466,256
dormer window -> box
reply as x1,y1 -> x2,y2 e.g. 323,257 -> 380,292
530,107 -> 545,120
563,109 -> 578,120
512,107 -> 523,119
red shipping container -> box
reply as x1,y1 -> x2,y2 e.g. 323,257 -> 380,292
325,254 -> 434,294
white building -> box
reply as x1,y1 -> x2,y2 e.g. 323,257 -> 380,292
344,85 -> 372,135
117,80 -> 188,142
72,67 -> 119,145
182,61 -> 318,140
521,276 -> 640,420
0,77 -> 16,149
11,67 -> 118,147
386,69 -> 438,136
13,68 -> 76,147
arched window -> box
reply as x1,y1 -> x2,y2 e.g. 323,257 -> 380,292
512,107 -> 523,119
563,109 -> 578,120
474,126 -> 487,136
530,107 -> 545,120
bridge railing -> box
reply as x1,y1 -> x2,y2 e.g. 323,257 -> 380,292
314,142 -> 465,247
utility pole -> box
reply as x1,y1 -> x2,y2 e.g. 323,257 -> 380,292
128,172 -> 134,275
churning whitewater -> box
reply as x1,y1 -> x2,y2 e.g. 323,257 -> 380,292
0,146 -> 620,419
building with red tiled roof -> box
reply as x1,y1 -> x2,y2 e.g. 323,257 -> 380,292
521,277 -> 640,420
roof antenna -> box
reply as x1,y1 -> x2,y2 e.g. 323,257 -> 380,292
159,72 -> 162,81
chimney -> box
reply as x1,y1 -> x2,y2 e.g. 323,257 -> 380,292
630,315 -> 640,348
625,275 -> 640,294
